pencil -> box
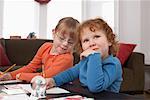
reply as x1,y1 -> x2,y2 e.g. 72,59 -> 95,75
42,64 -> 45,78
3,64 -> 16,74
0,64 -> 16,77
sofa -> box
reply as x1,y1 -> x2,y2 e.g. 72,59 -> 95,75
0,39 -> 52,71
0,39 -> 145,93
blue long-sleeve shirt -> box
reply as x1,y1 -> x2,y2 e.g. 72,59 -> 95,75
53,53 -> 123,93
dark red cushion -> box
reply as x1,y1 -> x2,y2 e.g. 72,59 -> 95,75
0,43 -> 11,66
117,43 -> 136,66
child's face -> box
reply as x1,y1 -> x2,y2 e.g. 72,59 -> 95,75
52,32 -> 74,54
81,27 -> 112,57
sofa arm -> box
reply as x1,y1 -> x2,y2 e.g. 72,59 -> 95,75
124,52 -> 145,91
125,52 -> 144,71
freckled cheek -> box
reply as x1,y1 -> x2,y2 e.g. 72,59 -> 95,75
81,43 -> 87,51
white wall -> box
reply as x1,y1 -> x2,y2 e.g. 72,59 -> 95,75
141,1 -> 150,64
118,0 -> 150,64
118,0 -> 141,51
0,0 -> 4,38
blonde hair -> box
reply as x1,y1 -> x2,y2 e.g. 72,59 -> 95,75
54,17 -> 80,44
77,18 -> 118,56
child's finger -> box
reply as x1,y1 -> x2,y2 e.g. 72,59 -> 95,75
0,74 -> 7,81
0,73 -> 12,81
0,72 -> 4,78
0,71 -> 3,74
16,73 -> 21,80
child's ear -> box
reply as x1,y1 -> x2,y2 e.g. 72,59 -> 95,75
52,29 -> 55,35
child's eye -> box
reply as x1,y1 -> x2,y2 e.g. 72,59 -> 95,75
83,39 -> 89,43
59,36 -> 65,41
68,41 -> 74,45
94,35 -> 100,39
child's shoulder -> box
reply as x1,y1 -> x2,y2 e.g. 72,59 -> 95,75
42,42 -> 52,46
40,42 -> 52,48
38,42 -> 52,51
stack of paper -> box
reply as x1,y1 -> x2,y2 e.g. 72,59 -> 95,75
0,80 -> 22,85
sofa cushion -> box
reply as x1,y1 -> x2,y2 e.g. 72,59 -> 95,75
117,43 -> 136,66
0,43 -> 11,66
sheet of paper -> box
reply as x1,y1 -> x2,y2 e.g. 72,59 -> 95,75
1,88 -> 27,95
14,84 -> 70,94
46,87 -> 70,94
52,95 -> 94,100
17,84 -> 32,93
3,84 -> 70,95
2,94 -> 29,100
2,84 -> 30,95
4,84 -> 23,89
0,80 -> 22,85
4,84 -> 32,93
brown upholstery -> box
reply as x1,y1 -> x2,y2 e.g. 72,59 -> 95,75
120,52 -> 145,93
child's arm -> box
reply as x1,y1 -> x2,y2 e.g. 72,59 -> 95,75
52,59 -> 88,86
86,53 -> 122,93
15,54 -> 74,82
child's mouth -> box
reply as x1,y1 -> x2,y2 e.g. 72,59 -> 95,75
92,48 -> 99,50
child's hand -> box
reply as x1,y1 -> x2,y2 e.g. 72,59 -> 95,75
45,78 -> 56,89
80,49 -> 97,60
16,73 -> 21,80
0,71 -> 3,76
0,73 -> 12,81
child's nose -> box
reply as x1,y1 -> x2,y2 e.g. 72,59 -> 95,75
62,40 -> 68,46
89,44 -> 96,48
89,40 -> 96,47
